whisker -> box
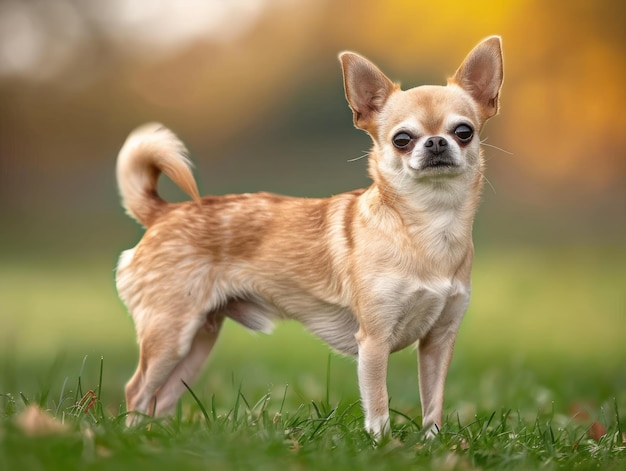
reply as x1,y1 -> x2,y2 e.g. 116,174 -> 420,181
347,151 -> 370,163
478,168 -> 497,195
480,138 -> 513,156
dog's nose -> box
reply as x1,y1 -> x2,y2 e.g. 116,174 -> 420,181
424,136 -> 448,155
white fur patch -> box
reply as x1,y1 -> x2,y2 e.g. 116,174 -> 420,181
367,276 -> 468,353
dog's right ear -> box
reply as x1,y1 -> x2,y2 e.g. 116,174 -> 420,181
339,52 -> 398,132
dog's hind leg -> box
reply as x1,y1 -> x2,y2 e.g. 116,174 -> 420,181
152,316 -> 224,416
125,311 -> 224,425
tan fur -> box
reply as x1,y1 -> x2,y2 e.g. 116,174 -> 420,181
116,37 -> 504,437
116,123 -> 201,227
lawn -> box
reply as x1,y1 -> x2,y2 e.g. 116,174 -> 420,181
1,246 -> 625,470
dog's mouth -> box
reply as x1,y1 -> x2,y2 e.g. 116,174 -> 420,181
421,156 -> 459,171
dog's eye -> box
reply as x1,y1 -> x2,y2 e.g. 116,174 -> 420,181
454,124 -> 474,142
392,132 -> 413,149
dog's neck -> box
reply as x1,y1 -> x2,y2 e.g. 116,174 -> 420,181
362,159 -> 483,269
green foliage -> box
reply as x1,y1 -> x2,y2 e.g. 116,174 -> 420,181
0,355 -> 624,471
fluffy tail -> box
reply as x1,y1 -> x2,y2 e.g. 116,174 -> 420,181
116,123 -> 201,227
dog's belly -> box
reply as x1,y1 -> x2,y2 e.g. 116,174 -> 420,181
221,278 -> 467,357
222,295 -> 360,356
291,304 -> 361,355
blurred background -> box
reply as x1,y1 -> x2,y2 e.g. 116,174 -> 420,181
0,0 -> 624,409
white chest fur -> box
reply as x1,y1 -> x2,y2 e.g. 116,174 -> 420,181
382,277 -> 469,353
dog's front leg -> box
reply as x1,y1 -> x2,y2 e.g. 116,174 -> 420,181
417,328 -> 456,438
417,294 -> 468,438
356,330 -> 391,437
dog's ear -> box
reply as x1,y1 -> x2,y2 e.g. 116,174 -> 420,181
450,36 -> 503,121
339,52 -> 398,132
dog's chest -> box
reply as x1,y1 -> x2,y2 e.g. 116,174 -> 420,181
372,276 -> 468,353
279,276 -> 468,356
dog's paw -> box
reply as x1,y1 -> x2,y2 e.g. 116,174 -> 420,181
365,414 -> 391,442
423,423 -> 440,440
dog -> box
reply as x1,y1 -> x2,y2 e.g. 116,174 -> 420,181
115,36 -> 503,437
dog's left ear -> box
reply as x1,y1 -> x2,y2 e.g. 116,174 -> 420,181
450,36 -> 503,121
339,52 -> 398,132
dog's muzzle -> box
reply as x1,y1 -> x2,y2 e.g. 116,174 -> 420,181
422,136 -> 456,169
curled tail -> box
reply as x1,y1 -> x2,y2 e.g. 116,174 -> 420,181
116,123 -> 201,227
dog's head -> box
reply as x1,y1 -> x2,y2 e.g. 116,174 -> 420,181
340,37 -> 503,190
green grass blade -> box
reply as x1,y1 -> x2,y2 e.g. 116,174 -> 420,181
311,400 -> 322,419
211,393 -> 217,422
19,392 -> 29,406
232,381 -> 243,429
96,356 -> 104,420
181,379 -> 210,428
389,406 -> 420,432
325,353 -> 331,409
614,397 -> 622,436
55,376 -> 69,416
279,384 -> 288,415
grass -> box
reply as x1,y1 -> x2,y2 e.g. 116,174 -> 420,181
1,246 -> 625,470
0,354 -> 624,471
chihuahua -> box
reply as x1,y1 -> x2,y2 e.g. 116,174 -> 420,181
116,36 -> 503,437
